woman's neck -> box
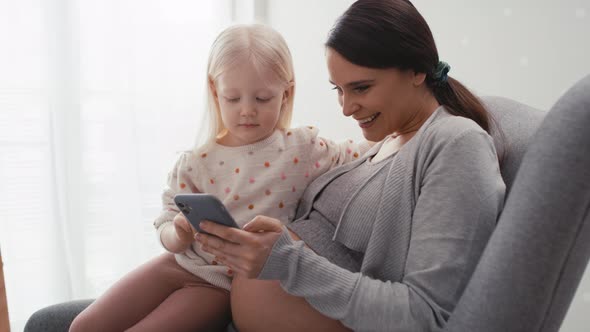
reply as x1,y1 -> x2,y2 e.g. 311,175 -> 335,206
375,92 -> 441,158
392,93 -> 440,144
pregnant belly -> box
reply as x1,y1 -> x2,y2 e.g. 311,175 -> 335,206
230,277 -> 351,332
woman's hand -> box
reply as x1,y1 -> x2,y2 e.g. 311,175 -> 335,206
195,216 -> 284,278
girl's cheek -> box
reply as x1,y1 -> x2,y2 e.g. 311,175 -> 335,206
270,101 -> 283,112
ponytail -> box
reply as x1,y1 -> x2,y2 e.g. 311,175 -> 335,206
430,76 -> 490,133
428,70 -> 504,162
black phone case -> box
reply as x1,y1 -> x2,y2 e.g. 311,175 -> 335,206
174,194 -> 240,234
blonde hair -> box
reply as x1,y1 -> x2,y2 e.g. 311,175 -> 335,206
198,24 -> 296,146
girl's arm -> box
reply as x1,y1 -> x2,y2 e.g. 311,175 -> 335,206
302,126 -> 373,177
153,152 -> 201,252
317,137 -> 372,166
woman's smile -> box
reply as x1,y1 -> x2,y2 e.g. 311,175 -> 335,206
357,112 -> 381,128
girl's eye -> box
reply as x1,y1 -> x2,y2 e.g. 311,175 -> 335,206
353,85 -> 370,93
226,97 -> 240,103
256,97 -> 272,103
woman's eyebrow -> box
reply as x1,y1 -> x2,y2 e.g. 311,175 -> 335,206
329,79 -> 375,87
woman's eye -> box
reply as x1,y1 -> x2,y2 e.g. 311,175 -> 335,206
332,86 -> 343,95
353,85 -> 370,93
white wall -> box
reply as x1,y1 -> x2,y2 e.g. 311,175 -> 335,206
266,1 -> 590,331
268,0 -> 360,142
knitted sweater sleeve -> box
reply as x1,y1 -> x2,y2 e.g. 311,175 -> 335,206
301,126 -> 372,178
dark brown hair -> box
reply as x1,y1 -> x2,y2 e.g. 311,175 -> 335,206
326,0 -> 491,133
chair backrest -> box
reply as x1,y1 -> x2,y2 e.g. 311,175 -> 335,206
480,96 -> 545,192
445,75 -> 590,332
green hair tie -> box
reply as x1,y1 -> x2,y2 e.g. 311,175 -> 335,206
431,61 -> 451,85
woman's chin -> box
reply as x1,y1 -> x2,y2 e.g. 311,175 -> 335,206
362,129 -> 386,143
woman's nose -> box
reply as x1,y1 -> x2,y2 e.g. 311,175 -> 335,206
341,96 -> 360,117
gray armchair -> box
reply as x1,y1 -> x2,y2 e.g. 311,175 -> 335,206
25,75 -> 590,332
445,75 -> 590,332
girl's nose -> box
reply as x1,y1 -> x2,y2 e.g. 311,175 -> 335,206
240,102 -> 257,117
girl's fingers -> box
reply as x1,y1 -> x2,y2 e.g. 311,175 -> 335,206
173,213 -> 193,233
181,220 -> 192,234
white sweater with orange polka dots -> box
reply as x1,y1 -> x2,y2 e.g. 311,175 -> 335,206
153,126 -> 371,290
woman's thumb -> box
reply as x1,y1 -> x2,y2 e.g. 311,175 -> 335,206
243,216 -> 283,233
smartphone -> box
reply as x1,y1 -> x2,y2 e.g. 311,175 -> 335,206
174,194 -> 240,234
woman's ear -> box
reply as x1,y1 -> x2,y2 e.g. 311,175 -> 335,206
412,72 -> 427,87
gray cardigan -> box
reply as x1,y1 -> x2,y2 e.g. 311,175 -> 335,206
258,107 -> 506,332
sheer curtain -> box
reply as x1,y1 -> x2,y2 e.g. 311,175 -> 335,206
0,0 -> 242,330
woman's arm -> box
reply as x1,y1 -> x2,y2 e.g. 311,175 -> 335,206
198,129 -> 505,331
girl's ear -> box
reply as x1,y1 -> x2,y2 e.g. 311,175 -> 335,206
282,80 -> 294,106
209,76 -> 218,98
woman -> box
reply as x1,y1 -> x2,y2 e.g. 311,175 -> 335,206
195,0 -> 505,331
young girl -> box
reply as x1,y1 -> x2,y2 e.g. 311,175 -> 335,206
69,24 -> 370,332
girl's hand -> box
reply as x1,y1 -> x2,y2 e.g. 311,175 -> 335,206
195,216 -> 284,278
173,213 -> 196,246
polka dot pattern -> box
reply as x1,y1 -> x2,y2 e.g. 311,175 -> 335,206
166,127 -> 369,236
